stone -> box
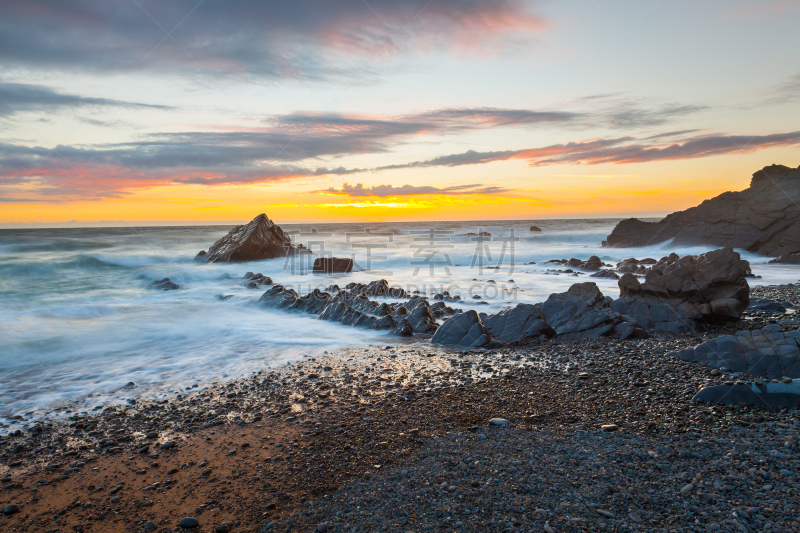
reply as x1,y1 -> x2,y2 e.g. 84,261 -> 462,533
605,164 -> 800,257
769,251 -> 800,264
144,522 -> 156,531
671,324 -> 800,379
488,418 -> 508,426
601,424 -> 618,432
748,297 -> 789,314
538,282 -> 640,339
529,226 -> 542,232
179,517 -> 200,529
692,380 -> 800,408
3,504 -> 19,515
200,213 -> 310,263
312,257 -> 353,274
481,304 -> 556,343
431,311 -> 491,347
153,278 -> 179,290
215,521 -> 234,533
611,248 -> 751,332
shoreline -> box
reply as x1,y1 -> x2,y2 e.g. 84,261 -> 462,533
1,284 -> 799,532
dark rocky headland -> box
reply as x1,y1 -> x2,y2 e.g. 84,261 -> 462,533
604,164 -> 800,261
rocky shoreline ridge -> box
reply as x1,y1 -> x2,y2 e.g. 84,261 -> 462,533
1,297 -> 799,533
603,164 -> 800,262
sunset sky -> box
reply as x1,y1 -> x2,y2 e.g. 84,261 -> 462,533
1,0 -> 799,226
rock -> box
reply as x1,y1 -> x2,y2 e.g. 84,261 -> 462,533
671,324 -> 800,378
693,380 -> 800,408
529,226 -> 542,232
346,279 -> 408,298
769,251 -> 800,264
605,164 -> 800,257
215,521 -> 234,533
539,282 -> 639,339
3,504 -> 19,515
488,418 -> 508,426
243,272 -> 273,286
312,257 -> 353,274
179,517 -> 200,529
611,248 -> 751,332
548,255 -> 605,271
144,522 -> 156,531
590,269 -> 619,280
200,213 -> 311,263
153,278 -> 179,290
432,310 -> 491,347
481,304 -> 556,342
316,524 -> 328,532
748,297 -> 789,314
601,424 -> 618,432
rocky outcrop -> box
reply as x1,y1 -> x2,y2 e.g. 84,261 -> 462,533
693,381 -> 800,408
610,248 -> 751,333
769,252 -> 800,264
538,282 -> 644,339
199,214 -> 310,263
346,279 -> 409,298
672,324 -> 800,379
590,269 -> 619,280
243,272 -> 272,288
431,310 -> 491,347
481,304 -> 556,342
747,297 -> 790,314
604,164 -> 800,257
529,226 -> 542,232
258,282 -> 451,337
312,257 -> 353,274
152,278 -> 179,290
547,256 -> 607,271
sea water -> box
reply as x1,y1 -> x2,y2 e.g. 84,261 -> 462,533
1,219 -> 798,418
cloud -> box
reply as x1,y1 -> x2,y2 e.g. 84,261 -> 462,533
315,183 -> 509,197
0,82 -> 168,116
371,131 -> 800,170
0,0 -> 545,79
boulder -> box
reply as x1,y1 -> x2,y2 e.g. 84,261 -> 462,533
671,324 -> 800,379
605,164 -> 800,257
611,248 -> 750,332
432,310 -> 491,347
200,214 -> 310,263
153,278 -> 179,290
529,226 -> 542,232
539,282 -> 640,339
692,381 -> 800,409
548,256 -> 605,271
482,304 -> 556,342
590,269 -> 620,280
312,257 -> 353,274
747,297 -> 789,314
346,279 -> 408,298
769,251 -> 800,264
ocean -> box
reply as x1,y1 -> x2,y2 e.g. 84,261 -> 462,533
1,218 -> 798,420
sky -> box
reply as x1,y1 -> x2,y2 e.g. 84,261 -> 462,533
1,0 -> 799,226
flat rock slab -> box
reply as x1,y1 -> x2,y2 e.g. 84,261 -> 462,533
693,381 -> 800,409
671,324 -> 800,379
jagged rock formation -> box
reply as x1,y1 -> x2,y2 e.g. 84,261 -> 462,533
152,278 -> 179,290
546,256 -> 607,271
259,280 -> 454,337
610,248 -> 751,333
672,324 -> 800,379
604,164 -> 800,257
243,272 -> 272,289
312,257 -> 353,274
431,310 -> 491,347
529,226 -> 542,232
346,280 -> 409,298
198,214 -> 310,263
481,304 -> 556,343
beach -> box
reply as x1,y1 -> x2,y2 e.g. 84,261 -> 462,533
2,289 -> 799,532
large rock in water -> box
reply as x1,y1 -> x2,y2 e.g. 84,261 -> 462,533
671,324 -> 800,379
693,381 -> 800,409
604,164 -> 800,257
199,214 -> 310,262
312,257 -> 353,273
611,248 -> 750,333
432,310 -> 490,347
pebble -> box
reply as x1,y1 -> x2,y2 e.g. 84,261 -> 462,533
179,517 -> 200,529
488,418 -> 508,426
3,504 -> 19,516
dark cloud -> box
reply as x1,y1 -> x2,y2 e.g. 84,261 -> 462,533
372,131 -> 800,170
0,82 -> 167,116
0,0 -> 544,79
315,183 -> 508,197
